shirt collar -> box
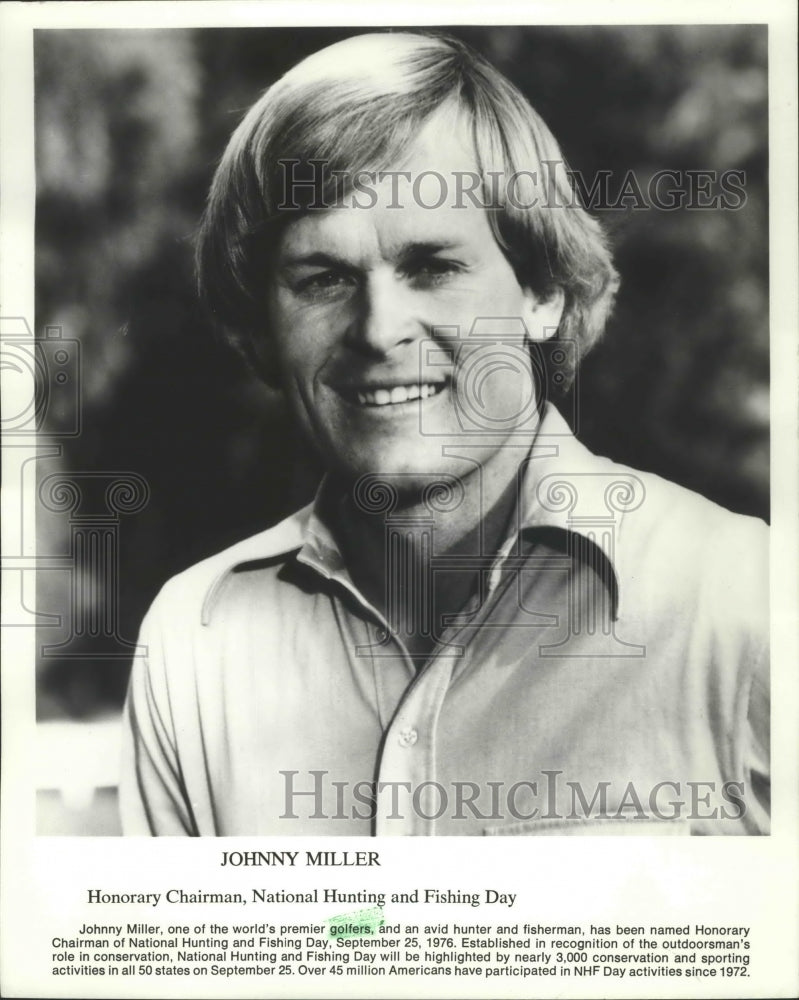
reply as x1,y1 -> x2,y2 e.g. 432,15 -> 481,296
201,403 -> 637,623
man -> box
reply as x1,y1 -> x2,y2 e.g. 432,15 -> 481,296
120,31 -> 769,835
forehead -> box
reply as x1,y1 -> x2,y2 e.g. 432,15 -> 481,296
277,109 -> 495,259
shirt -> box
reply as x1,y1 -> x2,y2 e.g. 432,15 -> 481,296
120,404 -> 769,836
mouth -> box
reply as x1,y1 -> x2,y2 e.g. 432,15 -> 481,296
336,381 -> 447,408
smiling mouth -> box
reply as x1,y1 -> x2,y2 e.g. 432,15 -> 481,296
339,382 -> 447,407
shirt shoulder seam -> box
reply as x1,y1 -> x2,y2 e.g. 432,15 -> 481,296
150,502 -> 313,626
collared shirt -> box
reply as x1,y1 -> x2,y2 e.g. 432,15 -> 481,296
120,404 -> 769,836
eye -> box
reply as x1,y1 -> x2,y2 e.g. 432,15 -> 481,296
405,257 -> 464,288
293,270 -> 357,301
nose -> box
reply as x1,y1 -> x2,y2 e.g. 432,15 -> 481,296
345,271 -> 422,357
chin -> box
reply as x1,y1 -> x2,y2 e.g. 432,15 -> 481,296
331,442 -> 453,483
331,443 -> 477,518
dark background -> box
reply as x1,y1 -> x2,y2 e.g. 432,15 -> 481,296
34,25 -> 769,722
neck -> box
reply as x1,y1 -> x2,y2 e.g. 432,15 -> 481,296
325,434 -> 534,660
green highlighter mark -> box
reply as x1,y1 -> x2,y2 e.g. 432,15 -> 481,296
326,906 -> 385,940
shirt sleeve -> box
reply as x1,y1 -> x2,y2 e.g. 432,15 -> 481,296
119,603 -> 198,835
720,514 -> 770,834
743,638 -> 770,831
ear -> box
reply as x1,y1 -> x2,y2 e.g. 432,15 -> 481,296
521,285 -> 565,342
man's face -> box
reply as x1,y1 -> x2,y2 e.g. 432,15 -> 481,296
268,112 -> 563,497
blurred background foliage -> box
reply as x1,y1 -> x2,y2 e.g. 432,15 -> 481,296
35,25 -> 768,720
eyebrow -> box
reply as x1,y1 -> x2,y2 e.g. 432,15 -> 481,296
279,251 -> 351,270
400,241 -> 461,260
280,240 -> 462,270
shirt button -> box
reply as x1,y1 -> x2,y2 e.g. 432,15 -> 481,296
376,627 -> 389,642
398,727 -> 418,747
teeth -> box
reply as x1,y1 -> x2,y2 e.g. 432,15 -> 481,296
389,386 -> 408,404
354,384 -> 442,406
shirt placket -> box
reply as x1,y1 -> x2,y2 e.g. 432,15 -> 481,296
373,552 -> 520,835
374,650 -> 457,836
326,585 -> 450,836
297,509 -> 526,836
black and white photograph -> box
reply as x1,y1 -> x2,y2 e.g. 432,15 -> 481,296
34,22 -> 772,836
1,1 -> 797,997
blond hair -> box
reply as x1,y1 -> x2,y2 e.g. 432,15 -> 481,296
196,31 -> 618,392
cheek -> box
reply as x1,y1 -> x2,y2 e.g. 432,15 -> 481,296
453,344 -> 537,427
271,308 -> 323,385
271,298 -> 351,377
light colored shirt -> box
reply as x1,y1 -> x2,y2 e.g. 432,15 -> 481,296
120,404 -> 769,836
